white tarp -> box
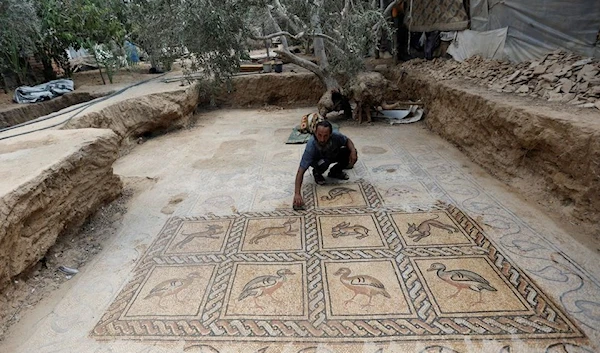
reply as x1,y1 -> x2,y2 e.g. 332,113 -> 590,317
470,0 -> 600,62
446,28 -> 508,61
14,79 -> 74,104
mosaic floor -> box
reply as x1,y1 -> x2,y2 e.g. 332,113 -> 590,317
4,109 -> 598,353
93,181 -> 586,351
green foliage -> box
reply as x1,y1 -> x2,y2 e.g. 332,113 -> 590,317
128,0 -> 248,83
179,0 -> 247,81
126,0 -> 185,71
0,0 -> 127,85
0,0 -> 391,90
126,0 -> 391,88
35,0 -> 126,80
327,4 -> 393,77
0,0 -> 40,86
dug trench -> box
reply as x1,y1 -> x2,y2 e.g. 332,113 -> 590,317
0,67 -> 598,341
384,67 -> 599,249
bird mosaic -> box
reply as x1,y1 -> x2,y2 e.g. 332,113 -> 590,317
334,267 -> 390,307
427,263 -> 497,304
144,272 -> 201,308
237,269 -> 295,310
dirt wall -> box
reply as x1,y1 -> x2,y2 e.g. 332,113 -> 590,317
63,85 -> 200,144
387,68 -> 600,231
0,82 -> 199,290
217,72 -> 324,107
0,129 -> 122,290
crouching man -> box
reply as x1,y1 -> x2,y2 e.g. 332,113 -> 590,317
293,121 -> 358,209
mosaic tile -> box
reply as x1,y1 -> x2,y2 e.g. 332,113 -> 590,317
93,190 -> 583,345
316,214 -> 387,250
240,216 -> 304,252
376,181 -> 435,206
314,182 -> 367,208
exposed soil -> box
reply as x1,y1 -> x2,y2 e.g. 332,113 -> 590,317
0,175 -> 161,341
385,67 -> 600,252
0,187 -> 129,341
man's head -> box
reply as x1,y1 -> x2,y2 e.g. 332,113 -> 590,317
314,120 -> 333,147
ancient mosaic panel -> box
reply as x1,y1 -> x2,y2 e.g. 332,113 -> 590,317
92,183 -> 583,345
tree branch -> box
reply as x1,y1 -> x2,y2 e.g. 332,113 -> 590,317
249,29 -> 337,45
250,30 -> 304,41
271,0 -> 306,34
371,0 -> 399,33
275,50 -> 319,72
275,49 -> 337,89
383,0 -> 401,18
341,0 -> 351,18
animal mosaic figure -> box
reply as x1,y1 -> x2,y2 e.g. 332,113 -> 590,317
176,224 -> 224,249
320,187 -> 357,202
248,218 -> 297,245
144,272 -> 200,308
238,269 -> 295,310
334,267 -> 390,307
427,263 -> 496,304
385,185 -> 419,197
406,214 -> 459,242
331,221 -> 370,239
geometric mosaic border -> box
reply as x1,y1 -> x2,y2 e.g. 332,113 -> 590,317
92,181 -> 584,343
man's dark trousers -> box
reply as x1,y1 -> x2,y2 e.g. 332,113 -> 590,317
311,147 -> 351,176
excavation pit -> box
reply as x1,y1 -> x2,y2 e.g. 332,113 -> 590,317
0,69 -> 599,352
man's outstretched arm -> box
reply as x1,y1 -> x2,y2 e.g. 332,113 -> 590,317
294,167 -> 307,207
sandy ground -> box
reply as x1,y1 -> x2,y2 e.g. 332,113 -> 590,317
0,107 -> 599,352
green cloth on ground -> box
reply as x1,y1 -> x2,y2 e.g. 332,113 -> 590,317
285,124 -> 339,144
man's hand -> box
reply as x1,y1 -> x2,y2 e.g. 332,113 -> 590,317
349,148 -> 358,167
293,193 -> 304,210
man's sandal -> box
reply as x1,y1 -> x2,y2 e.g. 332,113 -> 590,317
328,170 -> 349,180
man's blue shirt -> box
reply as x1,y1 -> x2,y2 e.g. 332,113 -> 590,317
299,132 -> 348,170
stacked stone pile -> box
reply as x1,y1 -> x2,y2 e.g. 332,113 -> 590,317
402,50 -> 600,110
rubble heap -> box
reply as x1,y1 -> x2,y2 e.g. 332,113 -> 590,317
402,50 -> 600,110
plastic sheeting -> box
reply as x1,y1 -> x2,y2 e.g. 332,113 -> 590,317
470,0 -> 600,62
447,28 -> 508,61
14,79 -> 74,104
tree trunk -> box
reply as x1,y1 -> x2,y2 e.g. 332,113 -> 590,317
91,49 -> 106,85
40,54 -> 57,82
98,66 -> 106,85
269,0 -> 350,118
0,73 -> 8,94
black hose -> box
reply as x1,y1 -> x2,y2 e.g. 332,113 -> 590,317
0,72 -> 168,141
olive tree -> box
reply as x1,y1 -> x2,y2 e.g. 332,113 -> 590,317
246,0 -> 392,116
0,0 -> 40,89
129,0 -> 392,115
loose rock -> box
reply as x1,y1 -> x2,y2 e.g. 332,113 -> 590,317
400,50 -> 600,110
